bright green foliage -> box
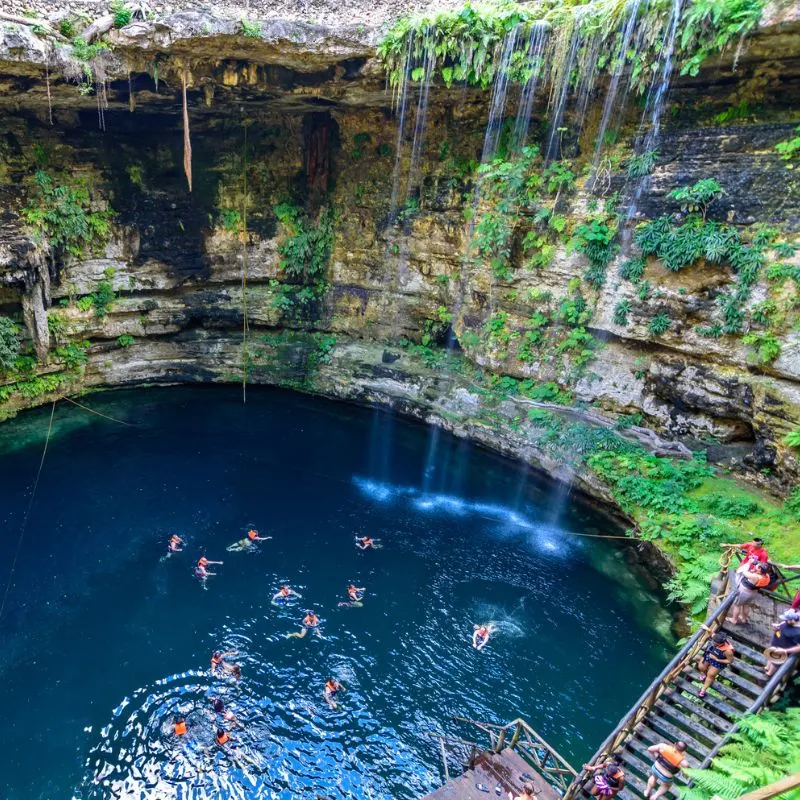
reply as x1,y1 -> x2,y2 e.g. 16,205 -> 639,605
92,281 -> 116,317
59,18 -> 76,38
110,0 -> 132,28
55,341 -> 90,368
350,132 -> 372,160
742,331 -> 781,364
701,492 -> 761,519
240,19 -> 261,37
668,178 -> 724,219
619,256 -> 646,283
377,0 -> 766,93
678,0 -> 767,77
117,334 -> 135,348
484,311 -> 514,350
785,428 -> 800,449
648,313 -> 670,335
627,149 -> 658,178
613,300 -> 631,327
681,710 -> 800,800
787,489 -> 800,521
68,38 -> 109,92
775,125 -> 800,167
0,372 -> 72,403
570,217 -> 618,289
273,204 -> 336,308
219,208 -> 243,232
0,317 -> 21,372
47,312 -> 67,344
23,170 -> 114,259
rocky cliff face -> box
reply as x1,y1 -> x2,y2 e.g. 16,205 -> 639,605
0,7 -> 799,503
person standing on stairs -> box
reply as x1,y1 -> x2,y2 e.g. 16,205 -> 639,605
583,754 -> 625,798
697,630 -> 735,698
728,562 -> 770,625
644,741 -> 688,800
765,609 -> 800,676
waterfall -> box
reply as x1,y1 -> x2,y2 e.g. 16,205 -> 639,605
626,0 -> 683,218
388,36 -> 413,220
589,0 -> 646,181
481,24 -> 521,163
511,22 -> 550,153
404,30 -> 436,203
545,28 -> 581,160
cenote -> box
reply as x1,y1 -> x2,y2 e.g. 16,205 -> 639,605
0,387 -> 673,800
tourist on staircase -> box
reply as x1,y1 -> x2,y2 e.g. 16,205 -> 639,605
764,609 -> 800,676
696,630 -> 735,698
727,562 -> 770,625
582,754 -> 625,798
508,782 -> 538,800
643,741 -> 688,800
719,537 -> 769,570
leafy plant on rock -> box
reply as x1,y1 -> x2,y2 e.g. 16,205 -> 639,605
648,313 -> 671,336
0,317 -> 21,373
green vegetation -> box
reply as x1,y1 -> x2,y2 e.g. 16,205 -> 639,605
272,203 -> 336,310
775,125 -> 800,167
613,300 -> 631,327
570,216 -> 618,289
55,341 -> 90,368
636,180 -> 766,334
742,331 -> 781,364
0,372 -> 72,403
648,313 -> 671,336
377,0 -> 767,91
117,334 -> 135,348
219,208 -> 243,233
786,428 -> 800,449
240,19 -> 262,37
627,149 -> 658,178
0,317 -> 21,372
110,0 -> 132,28
23,170 -> 114,259
682,710 -> 800,800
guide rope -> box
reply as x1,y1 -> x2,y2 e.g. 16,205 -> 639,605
0,399 -> 56,623
59,394 -> 136,426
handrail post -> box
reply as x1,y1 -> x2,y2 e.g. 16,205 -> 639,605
440,737 -> 450,782
509,720 -> 522,751
495,726 -> 507,753
469,743 -> 477,769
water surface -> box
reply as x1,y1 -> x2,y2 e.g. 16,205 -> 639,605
0,386 -> 674,799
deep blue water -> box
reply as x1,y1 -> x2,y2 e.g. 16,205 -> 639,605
0,386 -> 674,800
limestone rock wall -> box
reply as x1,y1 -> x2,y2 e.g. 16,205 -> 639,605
0,12 -> 799,495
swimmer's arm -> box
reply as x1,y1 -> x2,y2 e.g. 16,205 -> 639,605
209,560 -> 224,565
291,590 -> 302,597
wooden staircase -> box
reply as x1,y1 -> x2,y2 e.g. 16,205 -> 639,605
564,591 -> 799,800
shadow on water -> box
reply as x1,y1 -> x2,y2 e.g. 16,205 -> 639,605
0,385 -> 675,800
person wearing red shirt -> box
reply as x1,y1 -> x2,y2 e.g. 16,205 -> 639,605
721,538 -> 769,572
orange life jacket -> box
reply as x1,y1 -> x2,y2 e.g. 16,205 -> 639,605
656,745 -> 684,770
174,721 -> 187,736
325,681 -> 337,693
304,615 -> 319,626
198,557 -> 209,567
216,731 -> 229,745
248,530 -> 258,540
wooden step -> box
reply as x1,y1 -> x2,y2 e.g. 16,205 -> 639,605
672,679 -> 740,719
651,700 -> 726,745
718,665 -> 763,696
635,720 -> 710,761
657,693 -> 731,732
728,657 -> 768,684
679,670 -> 754,709
616,751 -> 681,799
724,633 -> 767,665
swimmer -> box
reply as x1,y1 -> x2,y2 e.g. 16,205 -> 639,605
287,611 -> 321,639
211,698 -> 242,727
272,585 -> 302,605
210,649 -> 239,673
324,677 -> 345,710
195,556 -> 223,588
215,727 -> 231,746
168,535 -> 185,554
221,663 -> 242,681
355,536 -> 381,550
173,716 -> 187,736
472,623 -> 497,651
338,584 -> 366,607
228,529 -> 272,551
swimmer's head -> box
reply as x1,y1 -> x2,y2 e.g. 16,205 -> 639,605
212,698 -> 224,713
212,651 -> 221,658
174,715 -> 185,724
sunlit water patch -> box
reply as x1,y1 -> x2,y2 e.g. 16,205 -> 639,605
0,387 -> 674,800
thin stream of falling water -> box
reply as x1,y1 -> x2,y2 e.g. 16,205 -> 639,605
404,30 -> 436,202
545,29 -> 581,160
481,24 -> 521,162
589,0 -> 645,181
626,0 -> 683,219
510,22 -> 549,152
388,36 -> 414,220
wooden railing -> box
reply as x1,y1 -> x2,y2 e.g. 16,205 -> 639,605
716,547 -> 800,605
452,717 -> 578,793
562,591 -> 739,800
424,717 -> 578,794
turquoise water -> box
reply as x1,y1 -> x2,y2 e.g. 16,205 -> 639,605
0,386 -> 674,799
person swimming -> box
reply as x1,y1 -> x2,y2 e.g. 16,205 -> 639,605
272,585 -> 302,605
287,611 -> 321,639
215,727 -> 231,746
472,623 -> 497,651
211,698 -> 241,726
355,536 -> 381,550
324,677 -> 345,710
228,529 -> 272,551
195,556 -> 223,588
168,535 -> 184,554
173,716 -> 187,736
210,649 -> 239,674
338,584 -> 366,607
